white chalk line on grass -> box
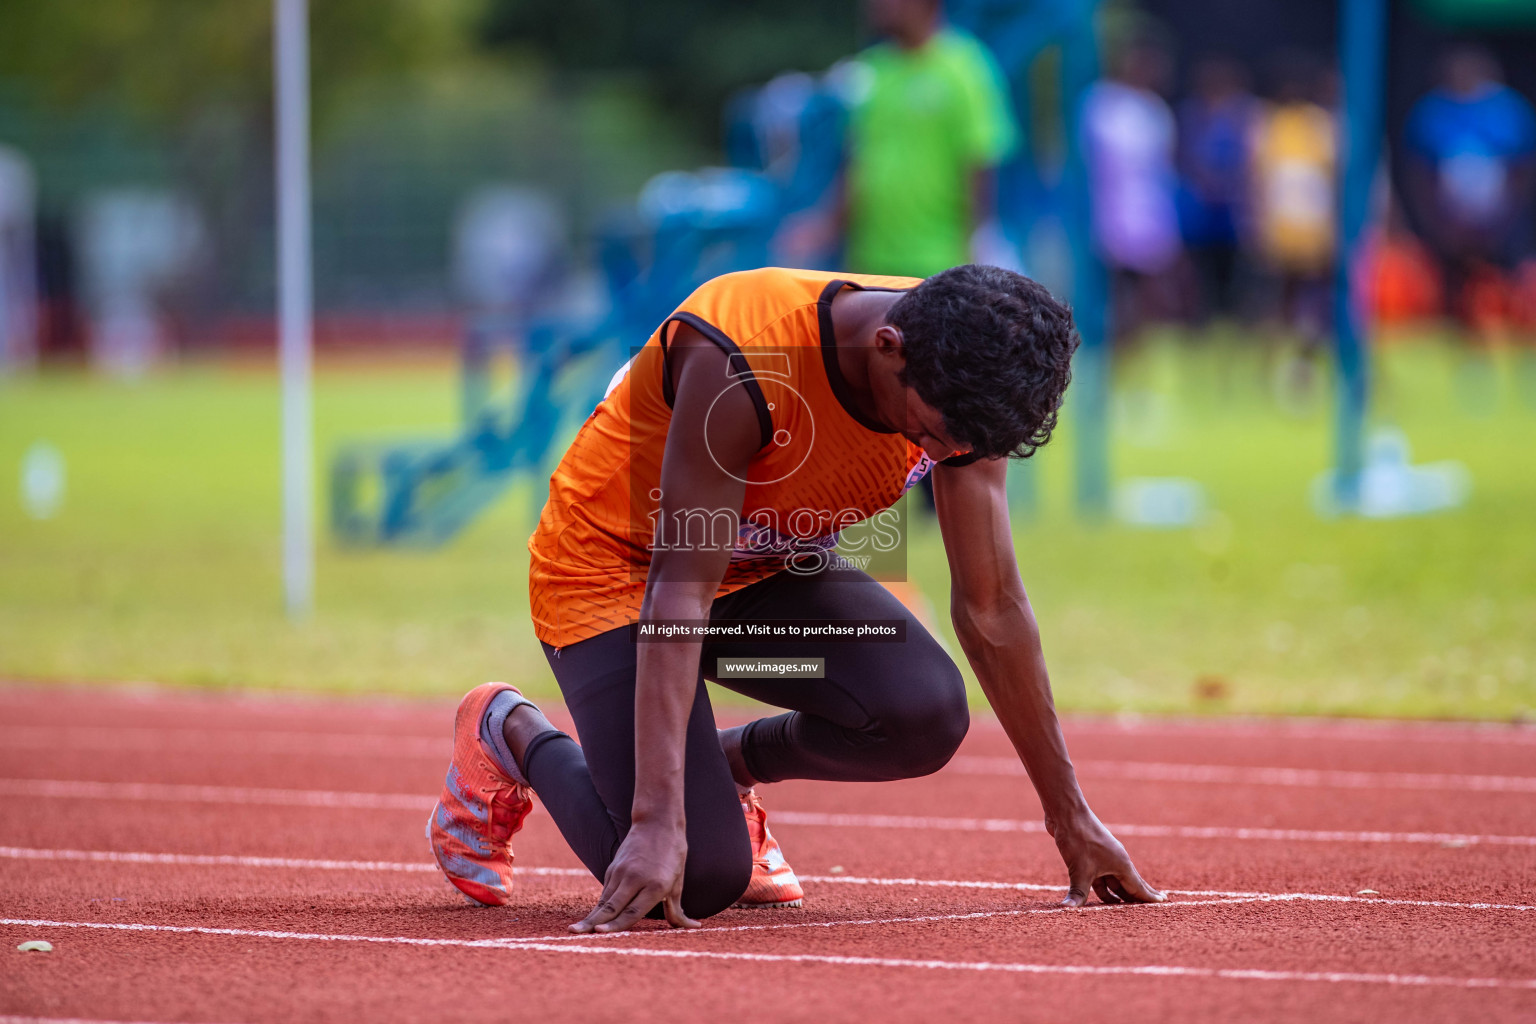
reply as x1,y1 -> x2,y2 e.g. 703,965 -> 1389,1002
5,778 -> 1535,847
2,917 -> 1533,992
10,727 -> 1536,797
953,757 -> 1536,794
3,846 -> 1532,914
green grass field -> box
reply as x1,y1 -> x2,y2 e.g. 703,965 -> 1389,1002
2,337 -> 1533,719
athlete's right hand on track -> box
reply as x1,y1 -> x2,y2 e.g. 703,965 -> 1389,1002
1049,809 -> 1166,908
570,821 -> 701,933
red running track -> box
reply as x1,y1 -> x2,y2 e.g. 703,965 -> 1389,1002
1,683 -> 1534,1023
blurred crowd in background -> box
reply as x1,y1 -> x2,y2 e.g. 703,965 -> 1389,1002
0,0 -> 1533,377
1085,37 -> 1535,351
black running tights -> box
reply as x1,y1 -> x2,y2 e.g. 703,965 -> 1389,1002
520,568 -> 970,920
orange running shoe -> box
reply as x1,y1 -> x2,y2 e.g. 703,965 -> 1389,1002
426,682 -> 535,906
734,789 -> 804,909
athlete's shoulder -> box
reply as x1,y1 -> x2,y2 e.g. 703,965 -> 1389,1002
678,267 -> 828,305
675,268 -> 837,341
838,270 -> 924,292
677,268 -> 918,329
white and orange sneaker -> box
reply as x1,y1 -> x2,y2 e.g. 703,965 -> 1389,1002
734,788 -> 804,909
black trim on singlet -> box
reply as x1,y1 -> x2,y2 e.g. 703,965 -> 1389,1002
816,279 -> 899,435
659,311 -> 775,452
937,451 -> 984,468
817,277 -> 976,467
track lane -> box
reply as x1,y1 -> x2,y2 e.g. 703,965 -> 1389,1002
4,684 -> 1535,1023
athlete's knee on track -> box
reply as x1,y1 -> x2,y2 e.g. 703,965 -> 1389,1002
680,849 -> 754,920
872,657 -> 970,779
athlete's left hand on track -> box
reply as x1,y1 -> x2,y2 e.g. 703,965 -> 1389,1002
569,821 -> 702,934
1048,810 -> 1165,907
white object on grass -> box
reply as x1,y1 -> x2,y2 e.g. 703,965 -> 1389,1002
1113,477 -> 1207,528
1312,428 -> 1470,519
20,441 -> 64,519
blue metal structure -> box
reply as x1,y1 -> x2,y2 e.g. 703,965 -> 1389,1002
330,169 -> 785,546
949,0 -> 1108,516
331,1 -> 1109,545
1331,0 -> 1387,512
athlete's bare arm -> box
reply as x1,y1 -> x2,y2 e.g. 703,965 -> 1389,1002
570,324 -> 760,934
933,456 -> 1163,907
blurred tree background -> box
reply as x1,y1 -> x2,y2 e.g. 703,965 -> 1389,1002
0,0 -> 857,338
478,0 -> 858,141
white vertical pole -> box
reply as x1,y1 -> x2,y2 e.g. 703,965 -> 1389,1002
275,0 -> 314,616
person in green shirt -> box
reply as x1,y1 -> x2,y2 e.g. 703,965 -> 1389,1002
840,0 -> 1019,279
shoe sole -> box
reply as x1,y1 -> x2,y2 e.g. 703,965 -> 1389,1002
732,898 -> 804,909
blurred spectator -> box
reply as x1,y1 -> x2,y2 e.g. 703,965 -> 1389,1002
1405,46 -> 1536,343
1083,36 -> 1184,343
1176,56 -> 1258,325
1250,56 -> 1336,348
74,189 -> 205,378
838,0 -> 1018,278
0,144 -> 38,372
452,185 -> 565,329
1363,201 -> 1444,334
35,213 -> 83,363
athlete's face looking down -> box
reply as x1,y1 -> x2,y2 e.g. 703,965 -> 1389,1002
870,323 -> 971,462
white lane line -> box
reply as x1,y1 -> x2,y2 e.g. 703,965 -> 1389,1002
498,896 -> 1286,945
0,877 -> 1505,951
1055,716 -> 1536,745
0,726 -> 448,758
770,810 -> 1536,848
7,779 -> 1535,847
3,689 -> 1531,745
10,727 -> 1536,797
3,917 -> 1533,991
0,779 -> 435,811
4,846 -> 1532,913
0,846 -> 586,879
794,873 -> 1536,912
954,757 -> 1536,794
499,892 -> 1536,945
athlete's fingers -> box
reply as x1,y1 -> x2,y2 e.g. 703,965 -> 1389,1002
661,892 -> 702,930
1092,877 -> 1122,905
571,875 -> 642,933
1106,877 -> 1139,904
1113,867 -> 1166,904
591,871 -> 620,911
594,885 -> 666,933
571,896 -> 610,933
1060,877 -> 1089,908
570,897 -> 619,933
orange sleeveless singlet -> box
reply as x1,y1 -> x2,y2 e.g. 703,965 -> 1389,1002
528,267 -> 941,648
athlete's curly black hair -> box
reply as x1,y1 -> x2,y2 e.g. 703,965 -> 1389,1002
888,264 -> 1079,460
